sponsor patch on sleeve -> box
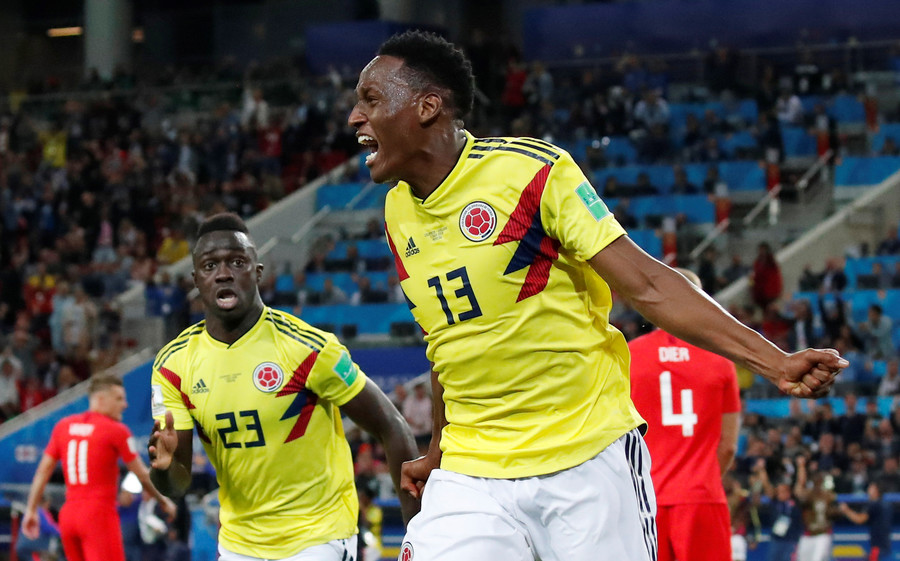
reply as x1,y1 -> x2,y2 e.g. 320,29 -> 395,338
575,181 -> 610,221
333,351 -> 359,387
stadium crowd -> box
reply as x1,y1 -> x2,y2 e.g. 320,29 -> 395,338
1,33 -> 899,561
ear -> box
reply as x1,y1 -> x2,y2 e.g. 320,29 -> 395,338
418,92 -> 443,125
256,263 -> 264,283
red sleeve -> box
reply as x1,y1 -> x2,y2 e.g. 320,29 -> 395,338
721,359 -> 741,414
44,422 -> 63,460
112,422 -> 138,464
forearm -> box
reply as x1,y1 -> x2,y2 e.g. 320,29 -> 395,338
149,462 -> 192,498
717,447 -> 736,477
379,414 -> 420,524
842,506 -> 867,524
621,261 -> 787,380
25,456 -> 55,515
428,369 -> 447,460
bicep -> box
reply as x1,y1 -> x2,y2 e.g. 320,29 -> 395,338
588,235 -> 668,300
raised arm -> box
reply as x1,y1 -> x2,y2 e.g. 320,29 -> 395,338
341,379 -> 420,525
148,411 -> 194,498
590,236 -> 847,397
22,453 -> 57,539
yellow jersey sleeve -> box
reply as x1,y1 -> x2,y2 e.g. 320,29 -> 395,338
305,333 -> 367,407
540,153 -> 626,261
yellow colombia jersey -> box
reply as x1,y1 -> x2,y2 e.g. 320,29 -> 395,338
384,132 -> 645,479
150,307 -> 366,558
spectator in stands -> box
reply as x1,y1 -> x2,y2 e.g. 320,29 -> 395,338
706,46 -> 741,96
819,257 -> 847,292
878,137 -> 900,156
721,253 -> 750,286
788,299 -> 816,352
876,227 -> 900,255
794,456 -> 839,560
390,383 -> 408,414
839,393 -> 868,447
681,113 -> 705,161
601,176 -> 622,199
793,49 -> 822,95
877,359 -> 900,396
892,262 -> 900,288
798,265 -> 820,292
671,165 -> 699,194
402,382 -> 432,452
350,276 -> 388,305
611,198 -> 638,229
241,86 -> 270,130
838,481 -> 893,561
156,227 -> 191,267
755,111 -> 784,164
633,88 -> 670,131
775,87 -> 804,126
0,352 -> 22,420
385,274 -> 405,304
753,457 -> 803,561
751,242 -> 783,311
876,456 -> 900,493
857,304 -> 894,360
362,219 -> 383,240
318,277 -> 348,305
857,261 -> 892,290
328,244 -> 367,274
632,172 -> 658,196
807,103 -> 838,159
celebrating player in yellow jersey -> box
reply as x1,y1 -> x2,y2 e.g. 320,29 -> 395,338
348,30 -> 849,561
147,213 -> 419,561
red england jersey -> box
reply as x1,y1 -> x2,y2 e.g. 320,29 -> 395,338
45,411 -> 137,504
629,330 -> 740,505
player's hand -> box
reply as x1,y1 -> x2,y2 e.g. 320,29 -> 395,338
400,453 -> 440,500
776,348 -> 848,398
22,510 -> 40,540
160,496 -> 177,521
149,411 -> 178,470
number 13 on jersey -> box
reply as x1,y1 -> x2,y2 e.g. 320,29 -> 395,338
659,370 -> 698,436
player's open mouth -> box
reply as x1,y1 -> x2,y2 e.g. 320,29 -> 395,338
358,134 -> 378,166
216,288 -> 239,310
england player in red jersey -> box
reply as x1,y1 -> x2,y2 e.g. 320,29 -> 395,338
22,374 -> 175,561
630,269 -> 741,561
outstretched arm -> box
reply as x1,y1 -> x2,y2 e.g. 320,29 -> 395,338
342,379 -> 420,525
148,411 -> 194,498
22,454 -> 56,539
839,502 -> 869,524
591,237 -> 848,397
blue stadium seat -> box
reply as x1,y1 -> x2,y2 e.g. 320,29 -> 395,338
316,182 -> 364,211
835,156 -> 900,186
274,273 -> 296,294
299,303 -> 415,335
870,123 -> 900,154
719,160 -> 765,191
829,94 -> 866,124
735,99 -> 759,124
844,256 -> 900,288
799,95 -> 824,114
781,126 -> 817,157
305,272 -> 357,294
603,136 -> 638,165
719,131 -> 757,159
627,229 -> 663,258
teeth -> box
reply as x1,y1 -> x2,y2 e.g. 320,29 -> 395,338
357,135 -> 375,145
365,153 -> 377,165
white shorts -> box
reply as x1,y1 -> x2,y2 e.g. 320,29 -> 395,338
218,536 -> 358,561
796,533 -> 832,561
731,534 -> 747,561
400,429 -> 656,561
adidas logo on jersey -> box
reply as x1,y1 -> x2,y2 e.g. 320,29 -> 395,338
405,237 -> 420,257
191,379 -> 209,394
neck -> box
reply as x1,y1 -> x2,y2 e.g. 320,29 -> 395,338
206,302 -> 265,345
406,126 -> 467,200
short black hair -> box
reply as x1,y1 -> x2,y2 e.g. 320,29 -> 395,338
378,30 -> 475,120
196,212 -> 250,239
